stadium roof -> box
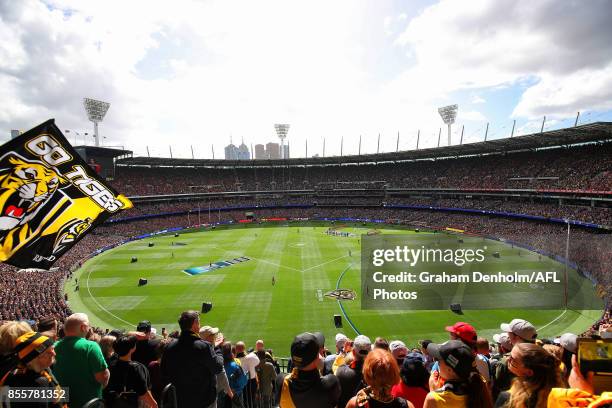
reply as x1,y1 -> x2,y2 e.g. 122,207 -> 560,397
117,122 -> 612,168
74,145 -> 133,158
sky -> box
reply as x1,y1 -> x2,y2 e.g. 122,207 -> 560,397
1,0 -> 612,159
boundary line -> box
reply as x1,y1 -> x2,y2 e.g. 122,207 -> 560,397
538,309 -> 568,331
335,263 -> 361,336
86,267 -> 135,327
81,224 -> 591,337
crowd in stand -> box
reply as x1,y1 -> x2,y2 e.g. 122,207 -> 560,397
1,311 -> 610,407
111,144 -> 612,195
0,270 -> 70,322
113,197 -> 612,227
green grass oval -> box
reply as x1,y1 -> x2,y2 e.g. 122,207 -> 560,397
67,222 -> 603,353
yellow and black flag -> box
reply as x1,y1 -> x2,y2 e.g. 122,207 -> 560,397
0,119 -> 132,269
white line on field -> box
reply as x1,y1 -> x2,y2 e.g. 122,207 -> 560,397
248,256 -> 302,272
301,255 -> 349,272
86,268 -> 135,327
538,309 -> 567,331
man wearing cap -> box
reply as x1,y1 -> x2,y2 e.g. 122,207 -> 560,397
501,319 -> 537,346
557,332 -> 577,379
53,313 -> 109,408
492,333 -> 513,356
390,340 -> 409,367
323,333 -> 349,375
199,326 -> 223,347
4,331 -> 67,408
161,311 -> 223,408
275,332 -> 340,407
286,332 -> 325,374
391,352 -> 430,408
335,334 -> 371,408
133,320 -> 160,368
199,326 -> 235,403
490,332 -> 512,384
424,340 -> 492,407
429,322 -> 489,389
493,318 -> 537,399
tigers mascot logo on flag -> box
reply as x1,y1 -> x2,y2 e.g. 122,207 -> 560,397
0,120 -> 132,269
0,155 -> 66,233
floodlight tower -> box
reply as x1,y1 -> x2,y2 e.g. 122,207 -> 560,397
438,104 -> 458,146
274,124 -> 290,159
83,98 -> 111,147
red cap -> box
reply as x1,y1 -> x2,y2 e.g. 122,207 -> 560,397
445,322 -> 477,345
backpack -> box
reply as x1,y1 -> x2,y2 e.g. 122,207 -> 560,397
104,362 -> 140,408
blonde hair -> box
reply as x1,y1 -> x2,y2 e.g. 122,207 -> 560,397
542,344 -> 563,361
507,343 -> 565,408
0,321 -> 32,354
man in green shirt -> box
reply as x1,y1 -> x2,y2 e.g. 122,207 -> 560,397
54,313 -> 109,408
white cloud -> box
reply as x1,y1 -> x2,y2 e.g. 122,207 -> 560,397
459,110 -> 486,122
471,95 -> 485,104
384,16 -> 393,36
512,65 -> 612,118
0,0 -> 383,157
0,0 -> 611,157
393,0 -> 612,118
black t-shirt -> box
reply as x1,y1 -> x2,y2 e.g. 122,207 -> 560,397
4,368 -> 65,408
132,338 -> 160,367
274,369 -> 341,408
336,361 -> 366,408
105,359 -> 150,399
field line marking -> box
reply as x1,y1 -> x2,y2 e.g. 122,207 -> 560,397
86,268 -> 135,327
302,255 -> 349,272
335,263 -> 361,336
249,256 -> 302,272
538,309 -> 567,331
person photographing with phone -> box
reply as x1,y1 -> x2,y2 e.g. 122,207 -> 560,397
547,338 -> 612,407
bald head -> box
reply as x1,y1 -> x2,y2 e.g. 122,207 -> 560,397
63,313 -> 90,337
